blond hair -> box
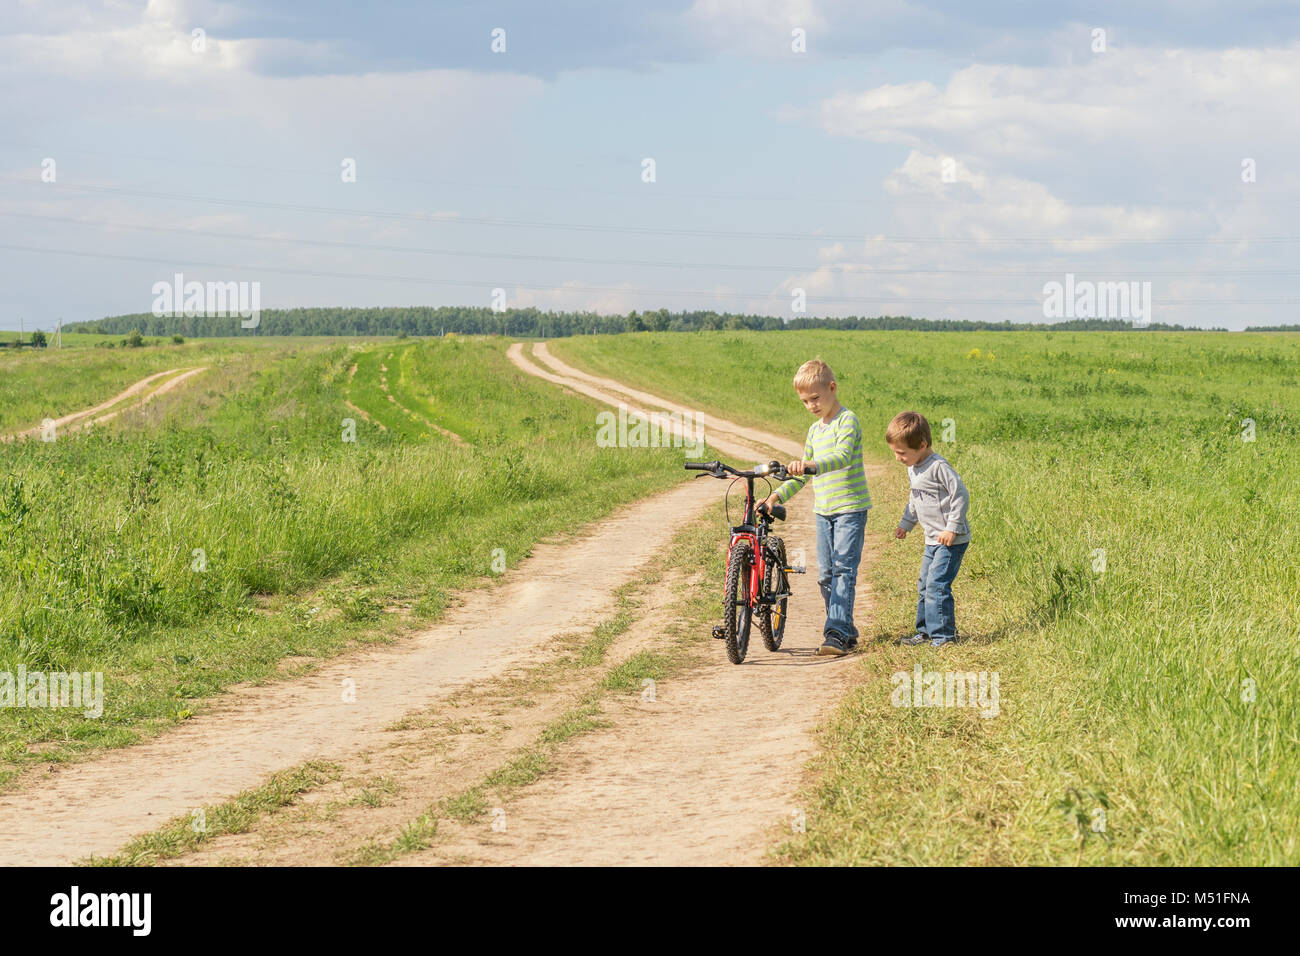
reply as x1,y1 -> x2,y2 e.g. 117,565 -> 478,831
885,411 -> 932,449
793,359 -> 835,392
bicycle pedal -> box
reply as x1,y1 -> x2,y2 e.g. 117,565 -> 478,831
711,625 -> 726,640
785,565 -> 806,574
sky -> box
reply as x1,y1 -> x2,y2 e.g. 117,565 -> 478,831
2,0 -> 1299,331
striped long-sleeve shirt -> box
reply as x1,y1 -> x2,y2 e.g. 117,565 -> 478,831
774,406 -> 872,516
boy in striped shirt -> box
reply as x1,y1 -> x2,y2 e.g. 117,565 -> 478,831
760,360 -> 871,656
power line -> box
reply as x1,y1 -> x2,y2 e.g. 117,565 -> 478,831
3,241 -> 1297,307
5,142 -> 1291,208
6,176 -> 1300,245
5,209 -> 1299,278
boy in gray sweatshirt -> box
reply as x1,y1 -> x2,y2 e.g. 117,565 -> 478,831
886,411 -> 971,647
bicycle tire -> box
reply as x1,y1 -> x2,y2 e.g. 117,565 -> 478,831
760,537 -> 789,651
723,540 -> 754,664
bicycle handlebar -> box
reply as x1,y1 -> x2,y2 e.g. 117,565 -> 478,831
684,459 -> 817,480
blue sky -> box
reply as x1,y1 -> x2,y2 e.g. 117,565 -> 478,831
2,0 -> 1298,331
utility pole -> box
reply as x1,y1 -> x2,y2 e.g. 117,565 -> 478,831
55,317 -> 62,348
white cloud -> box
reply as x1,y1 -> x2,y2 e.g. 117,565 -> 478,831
810,41 -> 1300,172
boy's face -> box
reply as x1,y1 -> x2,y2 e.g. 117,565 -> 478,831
889,440 -> 930,466
796,381 -> 836,418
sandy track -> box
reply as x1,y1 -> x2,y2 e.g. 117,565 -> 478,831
531,342 -> 799,456
505,344 -> 793,463
0,367 -> 202,442
85,367 -> 208,427
1,367 -> 208,442
1,343 -> 877,866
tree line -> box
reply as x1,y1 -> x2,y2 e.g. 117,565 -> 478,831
63,306 -> 1214,338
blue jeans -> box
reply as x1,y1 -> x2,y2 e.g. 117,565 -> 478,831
915,542 -> 968,641
815,509 -> 869,641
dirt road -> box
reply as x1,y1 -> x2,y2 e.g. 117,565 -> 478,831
0,366 -> 208,442
0,344 -> 882,866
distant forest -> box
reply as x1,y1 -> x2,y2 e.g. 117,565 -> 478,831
63,307 -> 1224,337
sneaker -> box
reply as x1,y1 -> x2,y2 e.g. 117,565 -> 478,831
899,633 -> 928,647
818,633 -> 849,656
845,635 -> 859,650
929,634 -> 957,647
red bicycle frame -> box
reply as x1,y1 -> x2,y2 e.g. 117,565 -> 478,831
728,482 -> 767,612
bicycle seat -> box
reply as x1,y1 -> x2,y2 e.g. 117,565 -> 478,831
758,504 -> 786,522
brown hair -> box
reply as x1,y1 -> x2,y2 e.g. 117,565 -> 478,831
886,411 -> 931,449
793,359 -> 835,392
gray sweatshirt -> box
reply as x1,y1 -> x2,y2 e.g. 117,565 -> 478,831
899,451 -> 971,545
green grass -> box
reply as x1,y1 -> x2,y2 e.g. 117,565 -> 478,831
85,760 -> 341,866
347,812 -> 439,865
347,346 -> 424,438
0,335 -> 715,780
394,341 -> 480,442
539,698 -> 610,744
551,329 -> 1300,865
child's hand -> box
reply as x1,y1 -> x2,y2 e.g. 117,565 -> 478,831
758,493 -> 781,514
894,527 -> 908,540
786,459 -> 806,476
936,530 -> 956,546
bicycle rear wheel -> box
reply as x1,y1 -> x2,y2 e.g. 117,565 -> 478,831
723,540 -> 754,664
760,537 -> 789,652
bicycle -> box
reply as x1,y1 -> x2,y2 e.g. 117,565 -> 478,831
684,458 -> 812,664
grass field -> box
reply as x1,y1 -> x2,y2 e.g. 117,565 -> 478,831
6,328 -> 1296,866
550,330 -> 1300,865
0,335 -> 695,782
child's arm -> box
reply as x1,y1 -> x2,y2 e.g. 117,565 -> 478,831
897,495 -> 918,538
773,433 -> 815,504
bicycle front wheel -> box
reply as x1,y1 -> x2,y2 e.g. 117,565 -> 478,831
760,537 -> 789,652
723,540 -> 754,664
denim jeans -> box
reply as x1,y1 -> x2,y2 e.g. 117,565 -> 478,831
915,542 -> 969,641
815,509 -> 869,641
